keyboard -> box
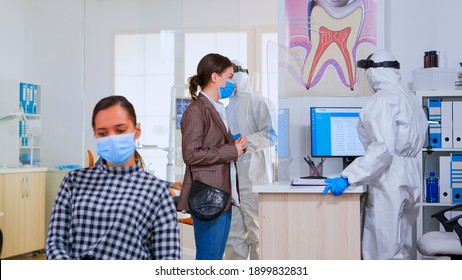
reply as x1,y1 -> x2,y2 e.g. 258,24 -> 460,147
291,177 -> 327,186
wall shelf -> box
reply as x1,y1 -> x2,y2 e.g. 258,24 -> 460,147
416,90 -> 462,259
0,80 -> 42,167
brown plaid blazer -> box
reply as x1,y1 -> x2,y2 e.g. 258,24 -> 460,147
177,93 -> 239,211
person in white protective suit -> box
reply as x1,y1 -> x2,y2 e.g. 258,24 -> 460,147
224,60 -> 277,260
322,49 -> 428,259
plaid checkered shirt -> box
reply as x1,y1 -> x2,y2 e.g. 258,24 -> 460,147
46,162 -> 180,259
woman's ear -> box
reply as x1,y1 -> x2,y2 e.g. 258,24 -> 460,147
135,122 -> 141,139
211,72 -> 218,84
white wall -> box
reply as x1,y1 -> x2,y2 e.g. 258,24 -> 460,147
386,0 -> 462,86
82,0 -> 278,163
26,1 -> 84,168
0,0 -> 26,80
0,0 -> 277,168
0,0 -> 84,168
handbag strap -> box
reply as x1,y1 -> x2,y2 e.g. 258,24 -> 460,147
189,166 -> 194,181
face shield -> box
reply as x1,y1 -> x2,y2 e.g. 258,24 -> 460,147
353,64 -> 372,96
233,64 -> 249,75
356,57 -> 400,70
354,52 -> 401,95
232,62 -> 253,94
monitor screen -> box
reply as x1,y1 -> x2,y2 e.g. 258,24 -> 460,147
176,98 -> 193,129
277,108 -> 290,158
310,107 -> 365,157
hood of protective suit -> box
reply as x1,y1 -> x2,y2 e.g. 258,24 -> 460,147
232,59 -> 253,94
365,49 -> 402,91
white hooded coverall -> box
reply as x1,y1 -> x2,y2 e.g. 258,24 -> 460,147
342,50 -> 428,259
224,61 -> 276,260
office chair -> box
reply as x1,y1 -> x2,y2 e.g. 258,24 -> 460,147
417,204 -> 462,260
0,228 -> 3,258
0,211 -> 3,258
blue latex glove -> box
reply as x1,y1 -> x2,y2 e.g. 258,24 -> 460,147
232,133 -> 241,140
55,164 -> 83,170
322,177 -> 349,196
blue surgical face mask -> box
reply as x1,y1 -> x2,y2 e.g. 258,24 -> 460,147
95,132 -> 136,165
219,79 -> 235,99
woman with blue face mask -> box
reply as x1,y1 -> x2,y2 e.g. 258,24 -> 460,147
177,53 -> 248,260
46,95 -> 180,260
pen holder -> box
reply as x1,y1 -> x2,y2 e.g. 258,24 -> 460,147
309,163 -> 323,177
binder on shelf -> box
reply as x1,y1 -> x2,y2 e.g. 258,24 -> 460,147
441,101 -> 453,148
20,82 -> 27,111
451,153 -> 462,203
428,98 -> 442,148
27,84 -> 31,114
453,101 -> 462,148
439,156 -> 451,204
33,84 -> 38,114
26,84 -> 30,113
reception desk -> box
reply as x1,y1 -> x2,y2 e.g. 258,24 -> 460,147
254,183 -> 367,260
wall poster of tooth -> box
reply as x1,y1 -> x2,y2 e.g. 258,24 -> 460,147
283,0 -> 377,97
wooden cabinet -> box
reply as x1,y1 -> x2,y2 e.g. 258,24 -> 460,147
255,184 -> 367,260
0,171 -> 45,259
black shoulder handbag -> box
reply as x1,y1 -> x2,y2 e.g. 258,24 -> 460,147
188,168 -> 230,221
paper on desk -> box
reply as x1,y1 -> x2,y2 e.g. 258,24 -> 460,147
291,178 -> 327,186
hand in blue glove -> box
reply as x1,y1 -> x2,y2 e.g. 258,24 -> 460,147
322,177 -> 349,196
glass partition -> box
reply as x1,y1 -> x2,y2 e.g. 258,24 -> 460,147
82,0 -> 276,260
82,0 -> 251,183
2,0 -> 277,260
1,0 -> 277,177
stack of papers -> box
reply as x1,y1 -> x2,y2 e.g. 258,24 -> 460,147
291,178 -> 327,186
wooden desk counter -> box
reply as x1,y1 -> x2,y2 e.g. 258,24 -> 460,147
253,183 -> 367,260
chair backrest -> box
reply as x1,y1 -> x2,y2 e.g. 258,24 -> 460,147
417,204 -> 462,259
0,211 -> 3,257
431,204 -> 461,233
0,229 -> 3,258
446,214 -> 462,246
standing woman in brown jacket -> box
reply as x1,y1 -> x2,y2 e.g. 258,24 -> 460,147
177,53 -> 247,260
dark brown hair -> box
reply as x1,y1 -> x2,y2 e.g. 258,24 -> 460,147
92,95 -> 136,129
188,53 -> 232,100
92,95 -> 145,169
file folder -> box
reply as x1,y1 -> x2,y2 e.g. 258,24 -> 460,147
428,98 -> 442,148
453,101 -> 462,148
441,101 -> 453,148
20,82 -> 27,111
439,156 -> 451,204
451,153 -> 462,203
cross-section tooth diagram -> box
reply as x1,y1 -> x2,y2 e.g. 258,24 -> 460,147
284,0 -> 377,96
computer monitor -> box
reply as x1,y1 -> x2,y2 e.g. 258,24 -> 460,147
277,108 -> 290,158
310,107 -> 365,157
176,98 -> 192,129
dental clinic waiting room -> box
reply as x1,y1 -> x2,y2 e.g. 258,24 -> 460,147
1,0 -> 462,273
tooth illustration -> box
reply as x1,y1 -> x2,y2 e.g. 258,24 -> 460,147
305,1 -> 364,90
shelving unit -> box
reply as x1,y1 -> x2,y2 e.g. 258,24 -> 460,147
416,90 -> 462,259
0,80 -> 41,167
